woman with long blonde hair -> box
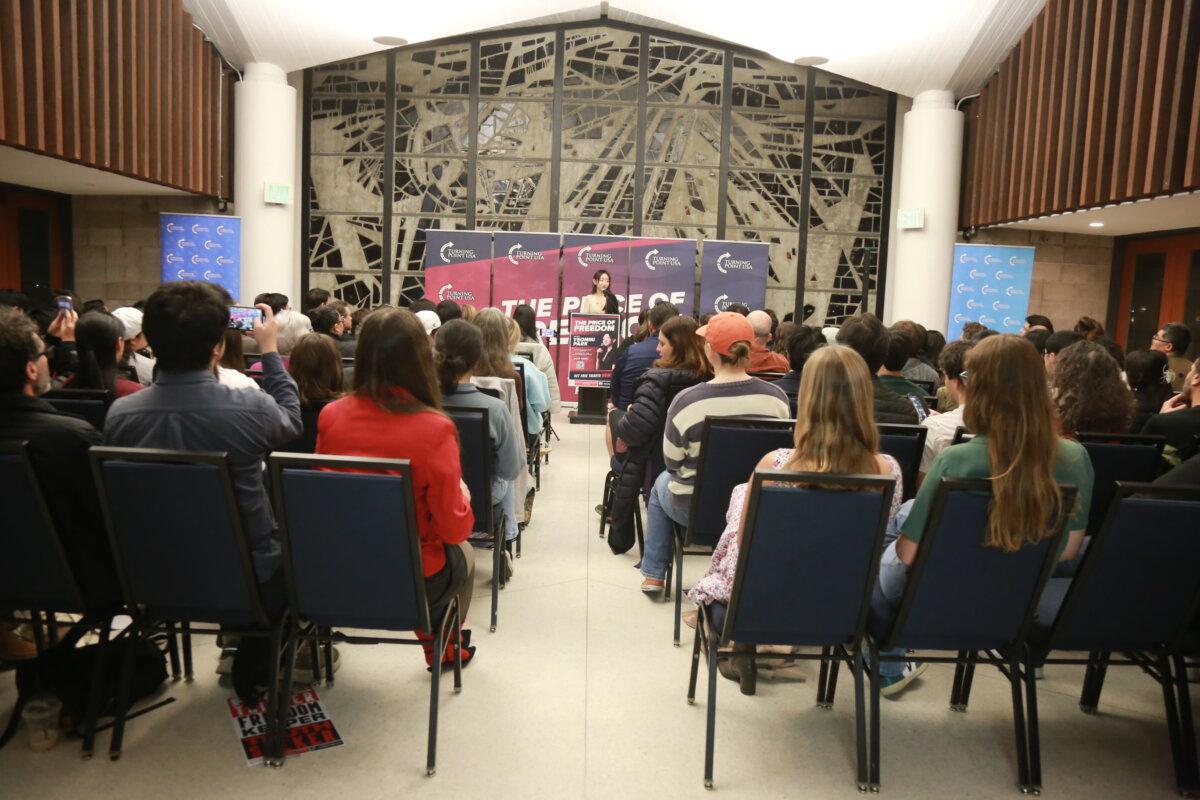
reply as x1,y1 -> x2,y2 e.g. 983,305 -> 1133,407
874,333 -> 1094,697
473,308 -> 549,437
689,345 -> 904,694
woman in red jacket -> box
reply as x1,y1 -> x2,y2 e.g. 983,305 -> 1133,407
316,307 -> 477,667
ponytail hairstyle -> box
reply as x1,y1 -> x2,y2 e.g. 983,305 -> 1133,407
434,319 -> 483,396
717,340 -> 752,367
962,334 -> 1069,552
73,311 -> 125,394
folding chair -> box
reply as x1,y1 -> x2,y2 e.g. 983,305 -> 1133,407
747,371 -> 786,382
514,361 -> 541,491
269,453 -> 463,776
911,378 -> 936,396
877,423 -> 928,502
950,426 -> 975,446
867,478 -> 1075,793
90,447 -> 291,764
668,417 -> 794,646
1075,433 -> 1166,537
0,441 -> 119,758
689,469 -> 894,789
42,388 -> 112,431
443,405 -> 507,632
1029,483 -> 1200,795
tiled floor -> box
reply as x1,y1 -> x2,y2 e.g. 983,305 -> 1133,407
0,413 -> 1189,798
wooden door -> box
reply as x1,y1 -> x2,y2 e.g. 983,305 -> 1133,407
1115,232 -> 1200,357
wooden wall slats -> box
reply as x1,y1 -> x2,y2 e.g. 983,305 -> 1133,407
0,0 -> 232,199
963,0 -> 1200,228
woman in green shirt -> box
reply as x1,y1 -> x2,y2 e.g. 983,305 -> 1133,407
873,334 -> 1094,696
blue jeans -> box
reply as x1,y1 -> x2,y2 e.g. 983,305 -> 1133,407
642,470 -> 690,580
872,500 -> 915,679
498,479 -> 518,541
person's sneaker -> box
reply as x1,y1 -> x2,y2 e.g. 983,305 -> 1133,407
879,661 -> 928,697
292,645 -> 341,684
641,577 -> 665,595
501,551 -> 514,583
0,626 -> 37,661
216,652 -> 235,675
594,504 -> 604,516
682,609 -> 698,630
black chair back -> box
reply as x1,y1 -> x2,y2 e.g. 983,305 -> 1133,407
443,405 -> 494,533
877,423 -> 927,502
269,453 -> 430,633
785,391 -> 798,418
512,362 -> 529,436
921,395 -> 938,412
42,388 -> 111,431
748,371 -> 786,382
911,379 -> 936,395
876,478 -> 1073,652
90,447 -> 267,626
724,470 -> 894,646
1041,483 -> 1200,653
1076,433 -> 1166,538
276,400 -> 331,454
685,417 -> 795,548
0,442 -> 85,613
951,426 -> 975,446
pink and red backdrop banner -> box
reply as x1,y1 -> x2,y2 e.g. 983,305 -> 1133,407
422,230 -> 492,307
628,237 -> 696,320
491,231 -> 562,338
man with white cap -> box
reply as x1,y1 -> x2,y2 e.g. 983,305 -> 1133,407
112,306 -> 156,385
416,309 -> 442,337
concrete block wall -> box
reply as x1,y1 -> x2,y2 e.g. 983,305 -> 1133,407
959,228 -> 1114,333
71,195 -> 219,308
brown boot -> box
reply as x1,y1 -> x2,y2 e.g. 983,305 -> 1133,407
0,625 -> 37,662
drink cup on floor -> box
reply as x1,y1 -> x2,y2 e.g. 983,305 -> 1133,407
22,696 -> 62,752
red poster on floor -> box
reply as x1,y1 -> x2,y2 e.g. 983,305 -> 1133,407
228,685 -> 344,766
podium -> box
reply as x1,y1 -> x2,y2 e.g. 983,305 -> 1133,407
569,387 -> 607,425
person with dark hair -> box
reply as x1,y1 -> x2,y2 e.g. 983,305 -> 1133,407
1051,341 -> 1135,438
1024,328 -> 1051,356
1074,316 -> 1105,341
308,305 -> 343,338
973,328 -> 999,341
891,320 -> 939,386
1141,355 -> 1200,463
1094,337 -> 1125,369
287,333 -> 344,407
303,287 -> 330,312
254,292 -> 289,316
877,332 -> 926,399
920,339 -> 974,473
512,304 -> 560,415
0,289 -> 30,312
1023,314 -> 1054,334
436,299 -> 462,324
63,311 -> 144,398
1152,322 -> 1194,391
81,299 -> 107,314
922,329 -> 946,372
103,282 -> 302,702
581,269 -> 620,314
725,303 -> 750,316
836,314 -> 919,424
772,320 -> 795,354
1126,349 -> 1173,431
409,297 -> 437,314
317,308 -> 476,669
960,321 -> 985,341
773,325 -> 826,397
639,312 -> 789,593
1043,330 -> 1083,375
0,307 -> 123,658
324,301 -> 358,357
610,301 -> 679,410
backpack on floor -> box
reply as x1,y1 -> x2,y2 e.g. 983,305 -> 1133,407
0,637 -> 168,749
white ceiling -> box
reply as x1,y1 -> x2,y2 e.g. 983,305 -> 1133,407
1003,192 -> 1200,237
0,146 -> 188,196
182,0 -> 1046,98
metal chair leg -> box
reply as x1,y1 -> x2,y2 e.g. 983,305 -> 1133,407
950,651 -> 967,710
322,630 -> 334,687
704,641 -> 718,789
108,622 -> 142,760
81,622 -> 112,759
1023,647 -> 1043,793
46,612 -> 58,646
490,536 -> 500,632
451,603 -> 463,694
1172,654 -> 1200,793
817,647 -> 832,708
1162,654 -> 1189,792
1008,651 -> 1032,792
1080,651 -> 1110,713
426,621 -> 443,776
634,499 -> 645,558
30,610 -> 46,654
687,623 -> 703,704
826,658 -> 841,707
165,622 -> 181,680
869,642 -> 881,792
263,625 -> 285,768
274,623 -> 299,766
181,622 -> 194,681
599,471 -> 615,539
853,645 -> 869,792
960,652 -> 978,710
673,531 -> 684,646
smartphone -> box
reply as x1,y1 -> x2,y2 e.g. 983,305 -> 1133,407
228,305 -> 264,332
908,394 -> 929,423
55,297 -> 73,313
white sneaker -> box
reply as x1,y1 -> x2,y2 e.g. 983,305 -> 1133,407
880,661 -> 928,697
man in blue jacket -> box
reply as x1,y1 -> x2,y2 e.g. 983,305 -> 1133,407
609,301 -> 678,410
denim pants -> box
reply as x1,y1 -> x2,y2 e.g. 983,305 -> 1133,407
872,499 -> 914,679
497,479 -> 518,541
641,470 -> 690,580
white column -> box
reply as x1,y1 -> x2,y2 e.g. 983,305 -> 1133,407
887,89 -> 963,330
233,62 -> 297,304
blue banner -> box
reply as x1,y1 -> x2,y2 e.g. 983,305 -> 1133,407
947,244 -> 1035,340
699,240 -> 769,314
422,230 -> 492,307
160,213 -> 241,300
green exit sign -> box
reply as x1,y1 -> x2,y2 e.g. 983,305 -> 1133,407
263,182 -> 292,205
897,208 -> 925,229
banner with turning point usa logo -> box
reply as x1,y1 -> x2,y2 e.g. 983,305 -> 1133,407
422,230 -> 493,309
699,240 -> 768,314
160,213 -> 240,299
947,243 -> 1035,341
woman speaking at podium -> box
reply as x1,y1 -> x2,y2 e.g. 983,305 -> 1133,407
582,269 -> 620,314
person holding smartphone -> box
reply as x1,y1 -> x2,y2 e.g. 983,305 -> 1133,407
1141,355 -> 1200,464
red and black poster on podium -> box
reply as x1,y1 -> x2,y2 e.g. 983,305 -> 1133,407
567,313 -> 621,388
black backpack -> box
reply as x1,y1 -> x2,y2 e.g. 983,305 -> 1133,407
0,636 -> 167,749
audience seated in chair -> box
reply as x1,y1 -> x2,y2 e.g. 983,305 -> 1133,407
512,304 -> 561,414
1140,355 -> 1200,465
689,345 -> 905,694
1050,340 -> 1135,438
102,282 -> 302,703
836,314 -> 919,425
62,311 -> 144,398
639,312 -> 789,593
610,301 -> 679,410
1042,330 -> 1082,376
745,310 -> 790,374
607,316 -> 713,554
874,334 -> 1094,698
876,331 -> 927,400
771,324 -> 825,398
891,320 -> 940,387
473,309 -> 549,438
1126,350 -> 1174,432
316,307 -> 477,670
918,339 -> 974,477
1151,322 -> 1193,392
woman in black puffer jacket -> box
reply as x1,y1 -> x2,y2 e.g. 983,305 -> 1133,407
608,316 -> 712,553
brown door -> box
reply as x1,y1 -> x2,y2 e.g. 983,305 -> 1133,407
0,185 -> 70,305
1115,232 -> 1200,358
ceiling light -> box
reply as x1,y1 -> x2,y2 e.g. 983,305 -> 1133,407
793,56 -> 829,67
1088,221 -> 1105,228
372,36 -> 408,46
